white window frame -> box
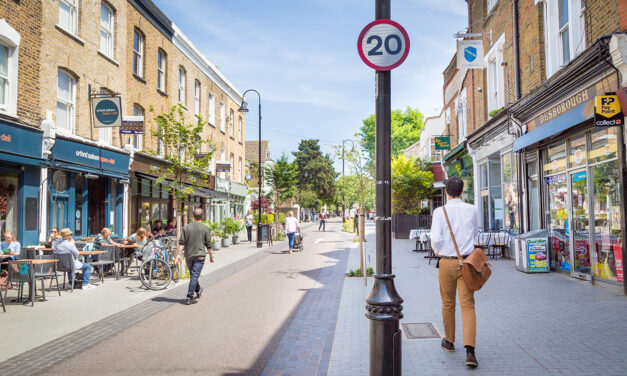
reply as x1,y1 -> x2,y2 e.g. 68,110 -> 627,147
229,109 -> 234,137
541,0 -> 586,78
132,104 -> 144,150
178,67 -> 186,105
59,0 -> 79,36
99,2 -> 114,58
219,102 -> 226,132
238,157 -> 243,182
133,29 -> 143,77
208,92 -> 215,125
484,33 -> 505,114
457,88 -> 467,141
220,148 -> 226,178
194,80 -> 200,115
229,153 -> 234,180
487,0 -> 498,13
238,115 -> 243,142
0,20 -> 20,116
157,49 -> 165,92
56,69 -> 76,134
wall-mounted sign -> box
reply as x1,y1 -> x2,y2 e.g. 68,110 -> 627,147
357,19 -> 410,71
120,115 -> 144,134
457,40 -> 484,69
216,162 -> 231,172
434,136 -> 451,150
594,93 -> 623,127
528,87 -> 596,130
92,96 -> 122,128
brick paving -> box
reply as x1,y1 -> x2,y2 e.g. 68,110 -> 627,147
329,224 -> 627,375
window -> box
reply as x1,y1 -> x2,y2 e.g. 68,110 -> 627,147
157,49 -> 165,92
484,34 -> 505,114
542,0 -> 586,77
230,153 -> 234,180
0,44 -> 8,110
219,102 -> 225,132
194,80 -> 200,115
238,157 -> 243,182
0,21 -> 19,116
132,104 -> 144,150
133,29 -> 143,77
238,115 -> 243,142
208,93 -> 215,125
99,3 -> 114,58
178,67 -> 186,104
457,88 -> 467,141
59,0 -> 78,36
98,88 -> 113,144
229,109 -> 234,137
487,0 -> 498,13
220,148 -> 226,178
56,69 -> 76,133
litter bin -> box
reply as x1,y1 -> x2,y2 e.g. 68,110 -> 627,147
515,229 -> 550,273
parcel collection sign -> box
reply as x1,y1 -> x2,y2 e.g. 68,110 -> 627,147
595,94 -> 623,127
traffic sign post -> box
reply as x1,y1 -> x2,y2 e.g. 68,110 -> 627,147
358,2 -> 407,375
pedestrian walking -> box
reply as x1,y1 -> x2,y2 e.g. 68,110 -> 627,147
245,210 -> 254,243
430,177 -> 480,368
177,207 -> 214,305
312,208 -> 316,223
284,211 -> 299,254
354,207 -> 359,235
318,210 -> 326,232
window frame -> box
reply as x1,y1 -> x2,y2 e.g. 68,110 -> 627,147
99,2 -> 114,58
542,0 -> 586,78
59,0 -> 79,36
238,115 -> 243,143
157,49 -> 166,92
194,80 -> 201,115
487,0 -> 498,13
0,44 -> 9,111
208,92 -> 215,126
219,102 -> 226,132
484,34 -> 505,114
132,29 -> 144,77
132,104 -> 144,150
229,109 -> 234,137
178,67 -> 186,105
56,69 -> 76,134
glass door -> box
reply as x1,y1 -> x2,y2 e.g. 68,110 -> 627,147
569,169 -> 591,279
546,174 -> 569,272
51,197 -> 69,231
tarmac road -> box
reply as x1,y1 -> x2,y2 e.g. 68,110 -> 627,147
45,219 -> 351,376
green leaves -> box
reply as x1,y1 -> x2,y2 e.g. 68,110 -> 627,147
264,153 -> 298,206
360,107 -> 425,160
391,154 -> 435,214
292,139 -> 338,204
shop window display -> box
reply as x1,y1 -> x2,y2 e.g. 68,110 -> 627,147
0,174 -> 18,240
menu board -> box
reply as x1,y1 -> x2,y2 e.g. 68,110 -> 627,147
527,238 -> 549,272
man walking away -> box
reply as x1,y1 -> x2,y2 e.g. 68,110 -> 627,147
318,210 -> 326,232
177,207 -> 214,305
430,177 -> 480,368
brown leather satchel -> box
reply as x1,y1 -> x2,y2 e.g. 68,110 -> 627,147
442,207 -> 492,291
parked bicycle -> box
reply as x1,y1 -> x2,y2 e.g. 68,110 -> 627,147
138,232 -> 180,290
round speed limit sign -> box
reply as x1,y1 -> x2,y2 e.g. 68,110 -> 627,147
358,19 -> 410,71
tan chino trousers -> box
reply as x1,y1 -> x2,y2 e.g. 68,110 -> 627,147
438,258 -> 476,348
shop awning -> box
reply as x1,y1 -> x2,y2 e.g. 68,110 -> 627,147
442,141 -> 466,163
136,173 -> 235,201
513,103 -> 592,152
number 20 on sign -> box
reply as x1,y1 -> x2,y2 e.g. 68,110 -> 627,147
358,19 -> 410,71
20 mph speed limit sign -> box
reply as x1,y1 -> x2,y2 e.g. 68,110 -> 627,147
358,19 -> 410,71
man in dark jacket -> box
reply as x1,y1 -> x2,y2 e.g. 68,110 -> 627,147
177,207 -> 214,305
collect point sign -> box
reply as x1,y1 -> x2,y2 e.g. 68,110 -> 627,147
358,19 -> 410,71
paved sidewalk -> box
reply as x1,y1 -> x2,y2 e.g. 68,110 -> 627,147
329,224 -> 627,375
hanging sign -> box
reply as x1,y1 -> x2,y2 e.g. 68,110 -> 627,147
594,94 -> 623,127
434,136 -> 451,150
357,19 -> 410,71
216,162 -> 231,172
92,96 -> 122,128
120,116 -> 144,134
457,40 -> 484,69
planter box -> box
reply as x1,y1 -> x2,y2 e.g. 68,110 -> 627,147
232,235 -> 240,244
221,238 -> 231,247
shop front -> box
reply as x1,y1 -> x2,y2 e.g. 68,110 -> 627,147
0,119 -> 44,246
513,71 -> 625,289
130,153 -> 173,232
442,141 -> 474,204
47,137 -> 129,238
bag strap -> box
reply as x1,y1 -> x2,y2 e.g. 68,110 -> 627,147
442,207 -> 464,266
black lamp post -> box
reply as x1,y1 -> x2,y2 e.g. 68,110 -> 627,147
341,139 -> 355,223
238,89 -> 263,248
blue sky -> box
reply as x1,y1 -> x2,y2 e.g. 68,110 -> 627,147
153,0 -> 467,167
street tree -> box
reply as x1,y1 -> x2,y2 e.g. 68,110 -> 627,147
292,139 -> 338,205
264,153 -> 299,236
335,135 -> 374,214
391,154 -> 434,214
360,107 -> 425,160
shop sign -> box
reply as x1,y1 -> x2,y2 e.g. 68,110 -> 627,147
527,238 -> 549,272
594,94 -> 623,127
215,176 -> 230,193
52,138 -> 130,175
572,171 -> 586,182
216,162 -> 231,172
434,136 -> 451,150
457,40 -> 484,69
0,120 -> 43,160
92,96 -> 122,128
546,174 -> 566,184
529,86 -> 596,129
120,116 -> 144,134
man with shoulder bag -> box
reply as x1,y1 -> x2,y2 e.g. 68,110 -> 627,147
430,177 -> 487,368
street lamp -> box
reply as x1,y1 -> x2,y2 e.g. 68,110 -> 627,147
238,89 -> 263,248
341,139 -> 355,223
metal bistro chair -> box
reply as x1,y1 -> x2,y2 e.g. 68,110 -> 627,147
34,254 -> 61,300
88,245 -> 118,283
491,231 -> 510,260
476,231 -> 492,255
55,252 -> 80,292
6,260 -> 35,306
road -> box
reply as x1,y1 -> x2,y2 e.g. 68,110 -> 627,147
44,219 -> 352,376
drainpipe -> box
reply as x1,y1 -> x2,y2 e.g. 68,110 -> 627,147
513,0 -> 522,101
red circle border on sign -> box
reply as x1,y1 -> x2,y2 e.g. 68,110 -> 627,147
357,19 -> 411,71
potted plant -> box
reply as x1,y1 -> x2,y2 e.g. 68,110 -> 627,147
222,218 -> 243,245
220,222 -> 231,247
205,221 -> 222,250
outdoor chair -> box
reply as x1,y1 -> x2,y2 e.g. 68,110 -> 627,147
18,247 -> 30,260
6,260 -> 35,306
88,245 -> 118,283
34,254 -> 61,300
476,231 -> 492,254
0,281 -> 5,312
491,231 -> 510,260
55,252 -> 80,292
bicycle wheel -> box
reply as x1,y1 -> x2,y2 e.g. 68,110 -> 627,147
139,258 -> 172,290
171,263 -> 181,283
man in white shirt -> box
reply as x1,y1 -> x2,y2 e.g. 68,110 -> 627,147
430,177 -> 479,368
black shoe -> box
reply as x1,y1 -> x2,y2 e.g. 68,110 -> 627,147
185,298 -> 198,305
466,349 -> 478,368
196,288 -> 204,299
441,338 -> 455,352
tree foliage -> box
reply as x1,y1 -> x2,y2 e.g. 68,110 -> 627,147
391,155 -> 434,214
292,139 -> 338,204
264,153 -> 299,234
334,135 -> 374,212
360,107 -> 425,160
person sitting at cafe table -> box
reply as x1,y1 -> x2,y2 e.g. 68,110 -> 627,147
152,220 -> 164,235
126,227 -> 148,258
54,228 -> 96,290
48,227 -> 62,248
1,231 -> 20,269
165,219 -> 176,232
93,227 -> 121,274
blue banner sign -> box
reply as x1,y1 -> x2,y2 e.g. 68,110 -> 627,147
52,139 -> 129,176
0,120 -> 43,161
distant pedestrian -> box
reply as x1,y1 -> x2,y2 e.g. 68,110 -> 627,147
312,208 -> 316,223
430,177 -> 480,368
318,210 -> 326,232
354,207 -> 359,234
245,210 -> 254,243
177,207 -> 214,305
284,211 -> 299,254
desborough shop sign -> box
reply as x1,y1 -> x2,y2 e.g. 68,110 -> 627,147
529,86 -> 596,129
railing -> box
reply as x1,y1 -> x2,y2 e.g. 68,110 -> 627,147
392,214 -> 432,239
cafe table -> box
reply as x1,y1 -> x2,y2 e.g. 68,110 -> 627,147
116,244 -> 141,276
1,258 -> 58,304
